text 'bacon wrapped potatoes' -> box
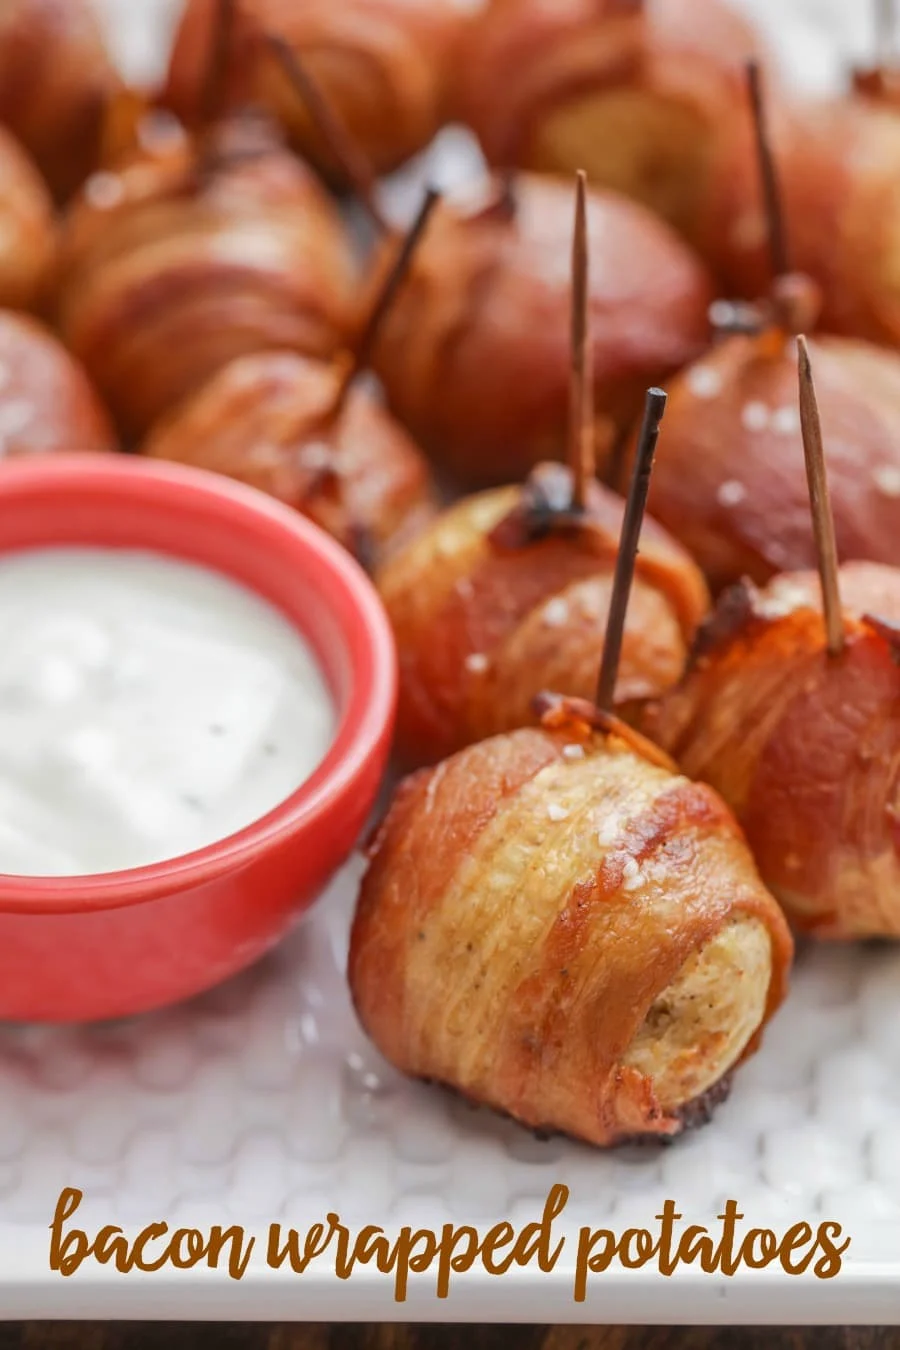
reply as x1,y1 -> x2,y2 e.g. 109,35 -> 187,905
350,702 -> 793,1147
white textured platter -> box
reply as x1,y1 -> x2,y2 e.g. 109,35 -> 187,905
1,0 -> 899,1326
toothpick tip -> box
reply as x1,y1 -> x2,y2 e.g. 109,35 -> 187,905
645,387 -> 668,422
797,334 -> 814,386
795,331 -> 845,657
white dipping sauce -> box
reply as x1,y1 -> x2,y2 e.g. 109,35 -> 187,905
0,548 -> 337,877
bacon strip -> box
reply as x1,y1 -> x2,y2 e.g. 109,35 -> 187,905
163,0 -> 464,180
648,561 -> 900,939
364,173 -> 713,490
349,719 -> 792,1147
376,471 -> 710,768
57,114 -> 356,441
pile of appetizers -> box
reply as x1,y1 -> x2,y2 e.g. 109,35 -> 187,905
5,0 -> 900,1146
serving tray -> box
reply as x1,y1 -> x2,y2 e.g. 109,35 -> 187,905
2,0 -> 899,1325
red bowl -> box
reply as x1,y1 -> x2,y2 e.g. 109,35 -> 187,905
0,454 -> 397,1023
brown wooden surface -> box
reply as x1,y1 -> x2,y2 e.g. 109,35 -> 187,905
1,1327 -> 899,1349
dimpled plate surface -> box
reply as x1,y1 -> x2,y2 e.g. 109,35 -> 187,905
3,0 -> 900,1325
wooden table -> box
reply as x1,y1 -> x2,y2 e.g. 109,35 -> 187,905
0,1328 -> 894,1348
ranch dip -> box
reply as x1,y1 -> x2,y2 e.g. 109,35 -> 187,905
0,547 -> 336,876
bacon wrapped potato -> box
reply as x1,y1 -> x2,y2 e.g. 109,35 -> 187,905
56,110 -> 357,443
0,310 -> 116,459
700,95 -> 900,344
164,0 -> 465,183
368,173 -> 714,489
616,328 -> 900,593
0,0 -> 121,202
143,350 -> 436,569
349,700 -> 793,1146
647,562 -> 900,940
377,463 -> 709,767
454,0 -> 769,250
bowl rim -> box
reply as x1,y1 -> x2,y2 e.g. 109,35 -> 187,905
0,454 -> 397,915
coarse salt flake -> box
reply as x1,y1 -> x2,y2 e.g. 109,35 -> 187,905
543,598 -> 569,627
875,465 -> 900,498
741,401 -> 769,432
0,400 -> 33,439
686,366 -> 723,399
464,652 -> 489,674
85,172 -> 125,210
621,857 -> 642,891
758,582 -> 813,618
297,442 -> 332,471
771,406 -> 799,435
562,743 -> 585,760
717,479 -> 747,508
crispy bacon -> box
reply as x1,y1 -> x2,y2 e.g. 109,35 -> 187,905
701,95 -> 900,345
0,0 -> 120,202
647,561 -> 900,939
375,466 -> 710,768
615,331 -> 900,593
365,172 -> 714,489
142,350 -> 436,569
164,0 -> 465,182
56,112 -> 357,443
349,711 -> 792,1147
453,0 -> 768,252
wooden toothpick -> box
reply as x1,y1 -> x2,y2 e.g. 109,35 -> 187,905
746,59 -> 790,285
569,171 -> 594,513
796,335 -> 845,657
199,0 -> 237,124
265,35 -> 389,234
327,187 -> 441,418
595,388 -> 667,711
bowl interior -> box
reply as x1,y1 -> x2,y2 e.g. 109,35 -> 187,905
0,460 -> 353,701
0,455 -> 396,900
